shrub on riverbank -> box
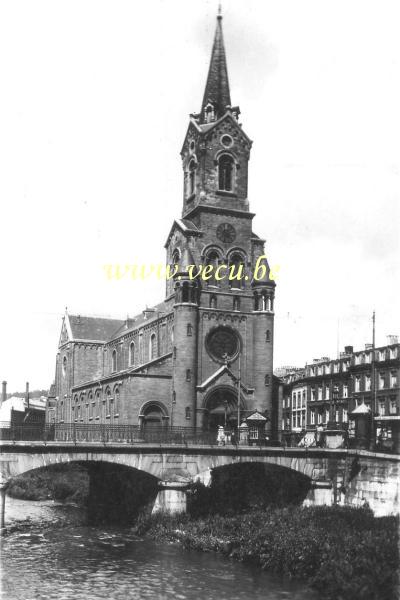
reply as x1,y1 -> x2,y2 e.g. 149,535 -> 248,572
7,464 -> 89,503
135,506 -> 399,600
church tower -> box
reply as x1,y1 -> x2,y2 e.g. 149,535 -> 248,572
165,10 -> 276,434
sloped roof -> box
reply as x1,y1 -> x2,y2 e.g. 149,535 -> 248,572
351,402 -> 371,415
111,300 -> 169,339
164,218 -> 202,248
68,314 -> 124,341
200,12 -> 231,122
246,411 -> 267,422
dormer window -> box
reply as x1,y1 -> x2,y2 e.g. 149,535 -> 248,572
218,154 -> 234,191
204,103 -> 215,123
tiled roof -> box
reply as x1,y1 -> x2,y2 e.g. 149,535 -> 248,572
111,300 -> 170,339
68,315 -> 124,342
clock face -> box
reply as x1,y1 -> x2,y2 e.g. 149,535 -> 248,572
206,326 -> 240,362
216,223 -> 236,243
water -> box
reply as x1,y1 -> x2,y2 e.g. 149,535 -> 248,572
1,497 -> 314,600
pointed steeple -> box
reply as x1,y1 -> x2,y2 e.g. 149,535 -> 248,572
200,8 -> 231,123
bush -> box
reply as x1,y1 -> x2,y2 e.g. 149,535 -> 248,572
141,506 -> 399,600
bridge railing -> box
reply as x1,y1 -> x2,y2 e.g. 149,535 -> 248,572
0,423 -> 219,446
0,423 -> 396,452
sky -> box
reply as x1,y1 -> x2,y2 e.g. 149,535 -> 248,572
0,0 -> 399,391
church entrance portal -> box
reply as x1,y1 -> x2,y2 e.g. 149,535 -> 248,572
204,388 -> 239,431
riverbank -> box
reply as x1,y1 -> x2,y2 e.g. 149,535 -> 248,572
134,506 -> 399,600
7,464 -> 89,503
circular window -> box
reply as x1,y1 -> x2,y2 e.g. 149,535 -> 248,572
221,134 -> 233,148
189,140 -> 195,152
206,326 -> 240,363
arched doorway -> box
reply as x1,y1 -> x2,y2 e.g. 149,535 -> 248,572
139,402 -> 168,432
204,387 -> 240,431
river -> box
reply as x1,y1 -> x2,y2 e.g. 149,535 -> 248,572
1,496 -> 315,600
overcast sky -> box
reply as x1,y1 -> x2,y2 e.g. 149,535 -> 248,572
0,0 -> 399,392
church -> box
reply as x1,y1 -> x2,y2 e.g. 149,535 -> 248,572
51,11 -> 279,437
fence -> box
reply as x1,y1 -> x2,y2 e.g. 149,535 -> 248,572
0,423 -> 219,446
0,422 -> 395,452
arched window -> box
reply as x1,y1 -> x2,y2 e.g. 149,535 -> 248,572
266,330 -> 271,342
218,154 -> 234,191
172,249 -> 180,267
186,369 -> 191,382
111,349 -> 117,372
182,282 -> 190,303
254,293 -> 259,311
229,253 -> 244,288
88,392 -> 94,419
233,297 -> 240,311
150,333 -> 157,360
114,387 -> 119,416
106,388 -> 111,417
73,395 -> 79,421
185,406 -> 191,420
187,323 -> 193,336
95,390 -> 101,419
62,356 -> 67,377
129,341 -> 135,366
264,374 -> 270,387
79,394 -> 85,421
205,250 -> 219,286
188,159 -> 196,196
209,294 -> 217,309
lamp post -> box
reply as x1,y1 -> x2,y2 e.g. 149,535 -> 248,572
171,391 -> 176,429
237,351 -> 241,438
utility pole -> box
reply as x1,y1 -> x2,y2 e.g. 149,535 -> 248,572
371,311 -> 377,450
372,311 -> 377,416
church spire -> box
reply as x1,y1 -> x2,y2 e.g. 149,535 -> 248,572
200,8 -> 231,123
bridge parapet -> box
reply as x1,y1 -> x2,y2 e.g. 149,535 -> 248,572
0,443 -> 398,523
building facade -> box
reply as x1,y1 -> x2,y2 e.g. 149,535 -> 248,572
51,13 -> 278,434
280,337 -> 400,435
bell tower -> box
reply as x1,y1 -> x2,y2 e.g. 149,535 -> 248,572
165,10 -> 277,435
180,11 -> 251,218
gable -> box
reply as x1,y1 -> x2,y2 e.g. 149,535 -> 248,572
203,113 -> 252,154
164,218 -> 201,249
180,120 -> 202,156
58,318 -> 70,348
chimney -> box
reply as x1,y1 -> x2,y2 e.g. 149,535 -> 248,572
365,343 -> 373,350
26,381 -> 29,410
344,345 -> 353,355
1,381 -> 6,406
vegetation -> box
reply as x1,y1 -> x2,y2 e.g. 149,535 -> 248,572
7,464 -> 89,503
135,506 -> 399,600
6,389 -> 48,399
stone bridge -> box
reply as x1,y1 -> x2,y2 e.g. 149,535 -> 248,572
0,442 -> 399,526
